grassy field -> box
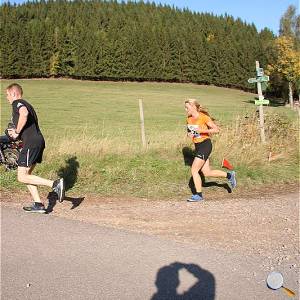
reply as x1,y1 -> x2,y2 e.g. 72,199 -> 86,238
1,79 -> 298,198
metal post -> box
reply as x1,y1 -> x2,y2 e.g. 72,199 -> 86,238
139,99 -> 146,149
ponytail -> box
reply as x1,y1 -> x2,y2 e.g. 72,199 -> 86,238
185,99 -> 214,119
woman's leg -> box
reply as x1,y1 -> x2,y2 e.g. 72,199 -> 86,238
202,159 -> 237,189
191,157 -> 206,193
201,159 -> 227,178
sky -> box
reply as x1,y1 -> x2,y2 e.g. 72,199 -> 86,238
150,0 -> 299,34
3,0 -> 299,34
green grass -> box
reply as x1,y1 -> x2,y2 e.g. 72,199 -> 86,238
1,79 -> 298,198
0,79 -> 259,136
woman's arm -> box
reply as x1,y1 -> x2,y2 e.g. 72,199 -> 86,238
198,120 -> 219,134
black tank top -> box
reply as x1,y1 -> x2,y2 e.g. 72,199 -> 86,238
12,99 -> 45,147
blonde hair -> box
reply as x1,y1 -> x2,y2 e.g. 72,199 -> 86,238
185,99 -> 212,118
6,83 -> 23,96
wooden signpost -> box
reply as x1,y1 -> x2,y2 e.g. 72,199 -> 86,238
247,61 -> 270,143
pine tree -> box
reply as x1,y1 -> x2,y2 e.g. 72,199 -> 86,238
0,0 -> 276,91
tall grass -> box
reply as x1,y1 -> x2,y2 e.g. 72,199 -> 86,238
214,113 -> 298,165
44,112 -> 298,164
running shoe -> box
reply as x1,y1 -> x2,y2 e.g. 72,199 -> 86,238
52,178 -> 65,202
228,171 -> 237,189
187,194 -> 204,202
23,202 -> 46,213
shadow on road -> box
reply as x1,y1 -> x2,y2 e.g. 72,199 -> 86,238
45,192 -> 85,213
151,262 -> 215,300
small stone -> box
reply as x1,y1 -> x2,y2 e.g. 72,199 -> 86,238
26,283 -> 31,288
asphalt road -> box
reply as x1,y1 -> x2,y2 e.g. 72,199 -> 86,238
1,206 -> 298,299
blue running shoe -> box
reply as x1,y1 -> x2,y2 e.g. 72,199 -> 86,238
187,194 -> 204,202
228,171 -> 237,189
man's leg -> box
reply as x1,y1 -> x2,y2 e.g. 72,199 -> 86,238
17,165 -> 53,187
18,165 -> 65,203
17,145 -> 65,202
20,165 -> 47,213
24,164 -> 42,203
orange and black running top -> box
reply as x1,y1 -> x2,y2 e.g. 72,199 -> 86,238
186,112 -> 212,144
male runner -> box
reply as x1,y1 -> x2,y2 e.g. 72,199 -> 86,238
6,83 -> 65,213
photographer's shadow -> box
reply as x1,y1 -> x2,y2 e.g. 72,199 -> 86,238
46,156 -> 84,213
151,262 -> 215,300
182,147 -> 231,194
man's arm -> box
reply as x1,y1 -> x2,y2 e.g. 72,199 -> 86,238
9,106 -> 28,139
16,106 -> 28,134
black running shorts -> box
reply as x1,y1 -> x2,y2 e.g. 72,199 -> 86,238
17,145 -> 45,167
194,139 -> 212,161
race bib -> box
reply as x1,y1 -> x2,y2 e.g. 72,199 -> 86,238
187,124 -> 201,138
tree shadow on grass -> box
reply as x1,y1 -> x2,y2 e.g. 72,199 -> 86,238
57,156 -> 80,191
182,147 -> 232,194
45,156 -> 85,213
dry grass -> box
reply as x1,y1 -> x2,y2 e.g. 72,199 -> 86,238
45,114 -> 298,169
213,113 -> 297,166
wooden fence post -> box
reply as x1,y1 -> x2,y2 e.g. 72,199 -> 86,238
139,99 -> 146,148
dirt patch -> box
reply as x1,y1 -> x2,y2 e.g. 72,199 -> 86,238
1,185 -> 299,271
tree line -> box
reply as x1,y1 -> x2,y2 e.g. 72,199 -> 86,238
0,1 -> 299,101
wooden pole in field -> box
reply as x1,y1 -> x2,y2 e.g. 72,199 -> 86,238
139,99 -> 146,148
255,61 -> 266,144
248,62 -> 269,144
